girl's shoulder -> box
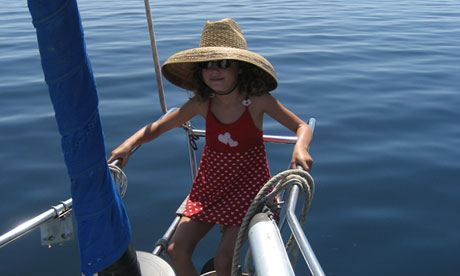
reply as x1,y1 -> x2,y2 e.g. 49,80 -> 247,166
249,93 -> 278,110
183,96 -> 209,118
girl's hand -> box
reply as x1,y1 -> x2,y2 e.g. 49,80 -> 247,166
290,146 -> 313,171
107,141 -> 134,169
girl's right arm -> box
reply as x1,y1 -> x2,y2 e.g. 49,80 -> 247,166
108,98 -> 206,168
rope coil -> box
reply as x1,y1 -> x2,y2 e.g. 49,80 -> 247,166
109,163 -> 128,198
232,169 -> 315,276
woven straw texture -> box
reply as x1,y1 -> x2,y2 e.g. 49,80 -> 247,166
161,18 -> 277,92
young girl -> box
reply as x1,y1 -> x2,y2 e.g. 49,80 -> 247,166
108,18 -> 313,276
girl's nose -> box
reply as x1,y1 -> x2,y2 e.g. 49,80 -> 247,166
208,63 -> 221,71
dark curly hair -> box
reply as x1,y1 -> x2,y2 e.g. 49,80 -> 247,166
190,61 -> 272,101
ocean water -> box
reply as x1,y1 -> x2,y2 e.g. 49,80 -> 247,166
1,0 -> 460,275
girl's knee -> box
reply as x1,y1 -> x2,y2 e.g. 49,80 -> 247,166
167,242 -> 176,257
167,241 -> 187,261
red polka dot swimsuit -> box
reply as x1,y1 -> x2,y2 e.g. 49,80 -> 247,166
182,98 -> 271,226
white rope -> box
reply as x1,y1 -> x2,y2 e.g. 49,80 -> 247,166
108,164 -> 127,198
231,169 -> 315,276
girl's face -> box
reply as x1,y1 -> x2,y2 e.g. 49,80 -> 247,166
200,60 -> 239,95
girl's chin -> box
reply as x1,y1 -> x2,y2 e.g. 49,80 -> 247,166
209,86 -> 228,93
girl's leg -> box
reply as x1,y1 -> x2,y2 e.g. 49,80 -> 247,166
167,216 -> 214,276
214,225 -> 240,276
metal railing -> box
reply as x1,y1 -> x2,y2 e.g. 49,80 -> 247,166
285,184 -> 325,276
0,199 -> 73,248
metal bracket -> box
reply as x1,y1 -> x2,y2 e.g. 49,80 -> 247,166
40,203 -> 74,247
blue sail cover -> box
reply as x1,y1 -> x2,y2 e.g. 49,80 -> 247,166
28,0 -> 131,274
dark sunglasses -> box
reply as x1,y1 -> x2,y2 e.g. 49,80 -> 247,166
198,59 -> 235,70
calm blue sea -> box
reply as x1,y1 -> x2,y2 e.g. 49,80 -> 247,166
1,0 -> 460,275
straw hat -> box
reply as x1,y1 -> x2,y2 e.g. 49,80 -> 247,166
161,18 -> 277,92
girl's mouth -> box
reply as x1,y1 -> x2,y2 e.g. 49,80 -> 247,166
210,77 -> 224,82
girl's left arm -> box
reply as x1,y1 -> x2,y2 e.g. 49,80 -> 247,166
261,94 -> 314,170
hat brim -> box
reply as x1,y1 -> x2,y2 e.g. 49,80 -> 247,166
161,47 -> 277,92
